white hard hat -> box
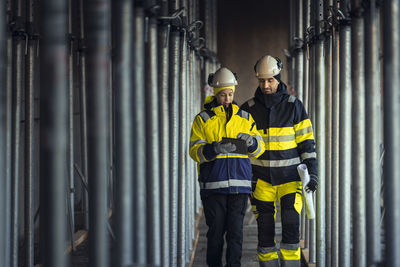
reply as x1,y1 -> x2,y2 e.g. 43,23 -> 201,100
254,55 -> 283,79
208,67 -> 238,88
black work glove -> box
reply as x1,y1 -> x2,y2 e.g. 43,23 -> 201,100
213,141 -> 236,154
237,133 -> 255,147
305,174 -> 318,193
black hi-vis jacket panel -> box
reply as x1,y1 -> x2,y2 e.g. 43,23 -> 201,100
241,85 -> 318,186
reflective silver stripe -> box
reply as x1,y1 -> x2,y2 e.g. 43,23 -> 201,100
280,242 -> 300,250
238,110 -> 249,120
288,95 -> 296,103
200,179 -> 252,189
248,98 -> 255,107
301,152 -> 317,160
258,246 -> 278,254
259,259 -> 279,266
199,111 -> 210,122
295,126 -> 313,136
254,135 -> 262,142
216,152 -> 248,157
189,139 -> 207,148
263,135 -> 295,142
249,141 -> 262,157
250,157 -> 301,167
197,145 -> 207,163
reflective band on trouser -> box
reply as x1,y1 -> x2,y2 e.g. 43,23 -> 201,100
199,179 -> 251,189
280,242 -> 301,261
258,246 -> 279,267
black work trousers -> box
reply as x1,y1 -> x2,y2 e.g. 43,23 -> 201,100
202,193 -> 248,267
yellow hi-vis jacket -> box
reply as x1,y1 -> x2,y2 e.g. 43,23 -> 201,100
189,102 -> 265,196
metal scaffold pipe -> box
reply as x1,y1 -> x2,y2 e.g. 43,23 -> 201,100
383,0 -> 400,266
133,4 -> 147,264
168,2 -> 181,265
11,0 -> 24,264
351,0 -> 367,266
178,27 -> 188,267
112,0 -> 134,265
78,0 -> 89,230
303,0 -> 311,110
0,0 -> 7,264
158,1 -> 171,266
25,0 -> 37,264
67,0 -> 76,254
330,7 -> 340,267
324,2 -> 333,267
144,6 -> 161,266
364,1 -> 382,266
5,2 -> 13,266
295,0 -> 304,101
339,1 -> 352,266
85,0 -> 111,266
39,0 -> 69,266
314,0 -> 326,265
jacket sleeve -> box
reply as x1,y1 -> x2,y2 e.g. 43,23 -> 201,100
189,115 -> 214,163
293,101 -> 318,177
247,114 -> 265,159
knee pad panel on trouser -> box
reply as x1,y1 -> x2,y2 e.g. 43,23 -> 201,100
253,198 -> 275,247
280,193 -> 300,244
258,246 -> 280,267
280,243 -> 301,264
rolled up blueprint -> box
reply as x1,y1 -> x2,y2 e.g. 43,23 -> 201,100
297,164 -> 315,219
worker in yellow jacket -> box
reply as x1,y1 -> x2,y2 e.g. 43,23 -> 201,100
189,67 -> 265,267
241,55 -> 318,267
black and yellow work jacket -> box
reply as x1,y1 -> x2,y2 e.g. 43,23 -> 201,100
189,100 -> 265,196
240,83 -> 318,186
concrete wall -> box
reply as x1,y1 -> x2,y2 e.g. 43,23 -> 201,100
217,0 -> 290,105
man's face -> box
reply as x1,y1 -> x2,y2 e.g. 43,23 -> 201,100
259,77 -> 279,94
216,88 -> 234,107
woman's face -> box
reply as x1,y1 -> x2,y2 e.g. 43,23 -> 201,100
216,88 -> 234,107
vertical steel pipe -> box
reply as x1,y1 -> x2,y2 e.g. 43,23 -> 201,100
144,10 -> 161,267
351,1 -> 366,266
303,0 -> 311,108
113,0 -> 134,265
324,2 -> 332,267
296,0 -> 304,100
178,28 -> 187,267
0,0 -> 7,264
339,1 -> 352,266
78,0 -> 89,230
133,5 -> 147,264
331,14 -> 340,267
5,3 -> 13,266
314,1 -> 326,265
85,0 -> 111,266
383,0 -> 400,266
168,2 -> 180,264
11,0 -> 24,265
25,0 -> 36,265
67,0 -> 75,251
39,0 -> 69,266
365,1 -> 382,266
158,1 -> 170,266
308,1 -> 316,263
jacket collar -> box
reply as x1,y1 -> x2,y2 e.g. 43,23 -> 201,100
254,82 -> 288,108
204,98 -> 240,115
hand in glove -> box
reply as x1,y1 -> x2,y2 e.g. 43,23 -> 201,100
305,175 -> 318,193
237,133 -> 255,147
213,141 -> 236,154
